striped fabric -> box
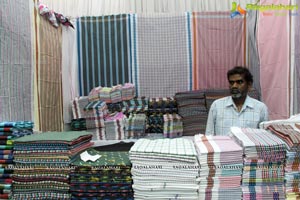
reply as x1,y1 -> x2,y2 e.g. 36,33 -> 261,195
71,96 -> 89,119
294,0 -> 300,115
129,138 -> 199,199
104,112 -> 126,140
0,0 -> 33,121
124,113 -> 147,139
230,127 -> 286,200
131,13 -> 192,97
192,12 -> 245,90
83,101 -> 108,129
163,114 -> 183,138
257,0 -> 290,120
77,15 -> 131,96
34,9 -> 64,131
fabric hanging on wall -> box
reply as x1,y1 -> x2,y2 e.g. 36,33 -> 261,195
62,24 -> 79,124
131,13 -> 192,97
257,0 -> 290,120
41,0 -> 258,16
34,10 -> 64,131
0,0 -> 34,121
247,10 -> 261,99
192,11 -> 245,90
77,14 -> 131,96
294,0 -> 300,114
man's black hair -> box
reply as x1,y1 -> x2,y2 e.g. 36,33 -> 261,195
227,66 -> 253,84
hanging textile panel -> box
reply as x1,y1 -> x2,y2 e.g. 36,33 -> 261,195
131,13 -> 192,97
294,0 -> 300,115
257,0 -> 290,120
0,0 -> 33,121
192,12 -> 245,90
35,13 -> 63,131
77,14 -> 131,96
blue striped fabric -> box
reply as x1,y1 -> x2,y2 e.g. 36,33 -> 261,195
77,15 -> 132,96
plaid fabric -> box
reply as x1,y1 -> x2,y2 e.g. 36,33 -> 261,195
107,102 -> 124,113
83,101 -> 108,128
163,114 -> 183,138
146,114 -> 163,133
267,124 -> 300,149
148,97 -> 178,114
121,83 -> 135,101
124,113 -> 147,139
230,127 -> 286,161
122,97 -> 148,115
131,13 -> 192,97
88,86 -> 102,102
104,112 -> 126,140
71,96 -> 89,119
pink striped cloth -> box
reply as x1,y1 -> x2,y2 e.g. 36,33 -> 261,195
192,12 -> 245,90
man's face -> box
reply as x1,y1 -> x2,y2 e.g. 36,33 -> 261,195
228,74 -> 249,99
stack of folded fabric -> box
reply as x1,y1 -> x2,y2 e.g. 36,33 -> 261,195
194,134 -> 243,200
121,83 -> 135,101
148,97 -> 178,114
0,121 -> 33,200
129,138 -> 200,199
99,87 -> 112,103
104,112 -> 126,140
71,96 -> 90,120
70,118 -> 87,131
88,86 -> 102,102
175,90 -> 208,136
10,131 -> 93,200
70,149 -> 133,200
83,100 -> 108,129
163,114 -> 183,138
266,123 -> 300,199
107,102 -> 124,113
70,119 -> 106,141
146,114 -> 164,134
230,127 -> 286,200
146,97 -> 178,134
110,85 -> 123,103
124,113 -> 147,139
122,97 -> 148,116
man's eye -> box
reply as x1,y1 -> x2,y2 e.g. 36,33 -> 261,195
229,80 -> 244,85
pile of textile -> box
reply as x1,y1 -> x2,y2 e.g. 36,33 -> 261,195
121,83 -> 136,101
122,97 -> 148,116
194,134 -> 243,200
146,97 -> 178,134
104,112 -> 126,140
260,114 -> 300,199
175,90 -> 208,136
230,127 -> 286,200
129,138 -> 200,199
124,113 -> 147,139
163,113 -> 183,138
70,149 -> 133,200
10,131 -> 93,200
71,96 -> 90,120
0,121 -> 33,199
